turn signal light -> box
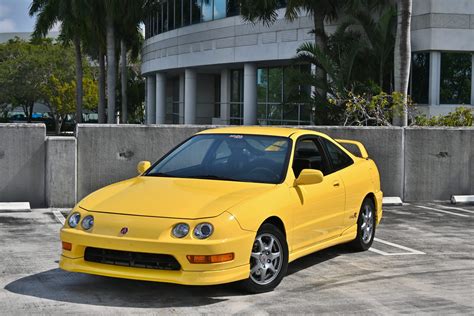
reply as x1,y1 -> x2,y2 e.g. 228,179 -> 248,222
187,253 -> 234,264
62,242 -> 72,251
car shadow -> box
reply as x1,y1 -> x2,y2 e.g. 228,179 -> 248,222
4,245 -> 354,308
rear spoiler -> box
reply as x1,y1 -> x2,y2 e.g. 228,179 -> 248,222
336,139 -> 369,159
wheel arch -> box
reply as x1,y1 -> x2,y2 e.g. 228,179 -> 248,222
364,192 -> 377,220
261,216 -> 287,237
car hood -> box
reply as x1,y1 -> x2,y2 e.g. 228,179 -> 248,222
79,176 -> 276,219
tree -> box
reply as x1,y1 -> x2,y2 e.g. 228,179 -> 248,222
393,0 -> 412,126
240,0 -> 343,103
43,75 -> 98,134
0,39 -> 49,122
29,0 -> 87,123
344,5 -> 396,90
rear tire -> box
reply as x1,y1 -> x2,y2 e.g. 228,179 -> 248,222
239,223 -> 288,293
350,198 -> 376,251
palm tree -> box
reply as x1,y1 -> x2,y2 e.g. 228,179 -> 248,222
29,0 -> 86,123
83,0 -> 107,123
345,6 -> 396,89
104,0 -> 117,124
393,0 -> 412,126
240,0 -> 343,103
116,0 -> 145,124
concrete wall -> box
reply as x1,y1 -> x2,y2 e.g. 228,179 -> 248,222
303,127 -> 405,198
1,124 -> 472,207
404,127 -> 473,201
45,137 -> 76,207
76,124 -> 211,201
0,124 -> 46,207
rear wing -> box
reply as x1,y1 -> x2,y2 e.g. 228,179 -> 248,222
336,139 -> 369,159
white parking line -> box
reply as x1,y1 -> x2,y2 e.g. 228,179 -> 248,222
429,204 -> 474,215
52,210 -> 66,225
374,238 -> 425,254
369,238 -> 425,256
413,205 -> 469,218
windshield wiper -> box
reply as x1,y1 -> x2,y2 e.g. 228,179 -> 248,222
187,175 -> 238,181
147,172 -> 176,177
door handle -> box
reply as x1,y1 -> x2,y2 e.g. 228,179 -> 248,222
333,181 -> 340,187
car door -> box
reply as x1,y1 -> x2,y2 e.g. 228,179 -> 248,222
319,137 -> 368,229
290,136 -> 346,253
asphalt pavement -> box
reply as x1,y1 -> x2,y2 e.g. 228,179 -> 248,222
0,202 -> 473,315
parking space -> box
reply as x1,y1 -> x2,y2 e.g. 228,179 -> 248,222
0,203 -> 473,314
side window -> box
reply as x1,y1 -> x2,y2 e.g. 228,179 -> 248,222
320,138 -> 353,172
292,138 -> 328,177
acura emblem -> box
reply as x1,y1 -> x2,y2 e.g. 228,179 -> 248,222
120,227 -> 128,235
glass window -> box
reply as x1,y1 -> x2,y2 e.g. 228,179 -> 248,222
169,0 -> 175,30
411,53 -> 430,104
214,0 -> 226,19
268,68 -> 283,103
162,1 -> 168,32
202,0 -> 213,21
192,0 -> 202,24
293,139 -> 327,177
440,52 -> 472,105
257,68 -> 267,103
227,0 -> 239,16
320,138 -> 353,172
175,0 -> 182,28
147,134 -> 291,184
183,0 -> 191,26
231,69 -> 243,102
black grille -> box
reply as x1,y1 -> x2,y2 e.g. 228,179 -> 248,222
84,247 -> 181,270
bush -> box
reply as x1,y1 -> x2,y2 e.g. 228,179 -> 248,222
414,107 -> 473,127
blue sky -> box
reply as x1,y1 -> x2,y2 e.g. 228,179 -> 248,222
0,0 -> 59,33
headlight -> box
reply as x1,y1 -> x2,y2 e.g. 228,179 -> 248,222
194,223 -> 213,239
81,215 -> 94,230
68,212 -> 81,228
172,223 -> 190,238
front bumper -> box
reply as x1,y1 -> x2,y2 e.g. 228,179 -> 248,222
60,209 -> 254,285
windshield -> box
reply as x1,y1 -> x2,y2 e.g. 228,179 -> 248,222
146,134 -> 291,184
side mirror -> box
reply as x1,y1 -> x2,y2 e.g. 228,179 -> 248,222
295,169 -> 324,186
137,161 -> 151,175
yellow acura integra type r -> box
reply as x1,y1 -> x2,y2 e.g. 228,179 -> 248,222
60,127 -> 382,293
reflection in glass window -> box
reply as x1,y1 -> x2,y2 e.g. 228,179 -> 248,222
268,68 -> 283,103
214,0 -> 227,19
411,53 -> 430,104
440,53 -> 472,105
175,0 -> 182,28
202,0 -> 213,21
192,0 -> 202,24
257,69 -> 268,103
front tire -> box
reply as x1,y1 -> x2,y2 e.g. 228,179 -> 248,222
240,223 -> 288,293
350,198 -> 376,251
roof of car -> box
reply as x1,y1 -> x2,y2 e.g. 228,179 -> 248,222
198,126 -> 323,138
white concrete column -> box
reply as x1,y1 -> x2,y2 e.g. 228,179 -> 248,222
156,72 -> 166,124
220,69 -> 231,124
243,63 -> 257,125
179,73 -> 185,124
471,54 -> 474,106
184,68 -> 197,124
429,51 -> 441,106
146,75 -> 156,124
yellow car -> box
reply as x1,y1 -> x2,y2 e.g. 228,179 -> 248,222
60,127 -> 382,293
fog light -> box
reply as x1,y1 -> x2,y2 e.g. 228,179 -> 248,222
81,215 -> 94,230
187,253 -> 234,264
68,212 -> 81,228
172,223 -> 190,238
193,223 -> 213,239
62,241 -> 72,251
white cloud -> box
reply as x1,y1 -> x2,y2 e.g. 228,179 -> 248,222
50,21 -> 61,32
0,4 -> 11,18
0,18 -> 15,32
